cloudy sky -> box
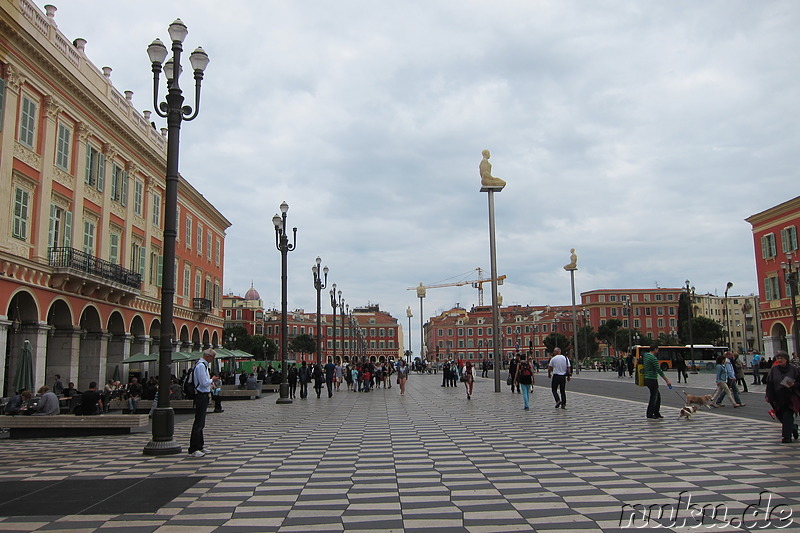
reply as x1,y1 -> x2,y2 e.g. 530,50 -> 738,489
43,1 -> 799,325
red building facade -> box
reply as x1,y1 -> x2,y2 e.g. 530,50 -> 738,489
746,196 -> 800,357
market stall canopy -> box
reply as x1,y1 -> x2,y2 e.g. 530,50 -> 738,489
121,352 -> 158,364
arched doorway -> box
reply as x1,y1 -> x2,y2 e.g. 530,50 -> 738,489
4,290 -> 40,396
77,305 -> 104,389
45,298 -> 75,391
771,322 -> 788,355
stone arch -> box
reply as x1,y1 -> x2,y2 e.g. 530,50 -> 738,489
192,327 -> 201,350
45,298 -> 76,390
202,329 -> 210,349
771,321 -> 788,353
106,311 -> 128,383
4,290 -> 41,396
211,330 -> 220,348
77,305 -> 104,389
179,324 -> 190,350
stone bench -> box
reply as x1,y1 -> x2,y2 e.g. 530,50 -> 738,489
261,383 -> 281,393
125,399 -> 198,414
0,414 -> 150,439
219,389 -> 261,400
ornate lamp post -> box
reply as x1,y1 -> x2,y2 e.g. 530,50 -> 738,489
273,201 -> 296,404
330,285 -> 342,363
416,283 -> 426,366
781,254 -> 800,355
724,281 -> 733,350
340,302 -> 347,363
312,257 -> 328,365
143,19 -> 209,456
406,306 -> 413,365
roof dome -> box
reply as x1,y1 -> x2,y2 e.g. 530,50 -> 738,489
244,282 -> 260,301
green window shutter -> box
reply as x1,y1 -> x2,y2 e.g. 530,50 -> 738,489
139,245 -> 146,277
781,229 -> 788,253
121,171 -> 128,206
85,144 -> 92,185
96,153 -> 105,192
157,254 -> 164,287
48,204 -> 56,250
63,211 -> 72,248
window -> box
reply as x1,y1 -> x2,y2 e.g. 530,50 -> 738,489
195,271 -> 201,299
133,180 -> 143,216
19,95 -> 37,148
655,294 -> 663,301
657,318 -> 664,328
82,220 -> 96,255
48,204 -> 72,250
782,226 -> 798,253
110,164 -> 128,205
152,192 -> 161,226
130,243 -> 146,277
197,225 -> 203,255
761,233 -> 777,259
765,277 -> 780,301
109,232 -> 120,264
215,238 -> 220,265
55,123 -> 71,170
609,295 -> 617,302
186,215 -> 192,247
12,187 -> 30,240
610,308 -> 617,316
634,319 -> 640,328
149,250 -> 163,286
657,307 -> 664,315
206,230 -> 211,261
84,143 -> 104,191
183,264 -> 191,297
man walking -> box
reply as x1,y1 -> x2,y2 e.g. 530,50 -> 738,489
643,345 -> 671,419
751,351 -> 762,385
324,358 -> 336,398
548,348 -> 571,409
188,348 -> 215,457
715,351 -> 745,408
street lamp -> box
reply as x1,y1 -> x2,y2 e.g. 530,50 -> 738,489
724,281 -> 733,351
312,257 -> 328,366
340,301 -> 347,363
330,284 -> 342,364
273,201 -> 296,405
781,253 -> 800,355
143,19 -> 209,457
685,280 -> 696,373
406,306 -> 413,365
416,283 -> 426,366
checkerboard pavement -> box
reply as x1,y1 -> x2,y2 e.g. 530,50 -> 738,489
0,374 -> 798,532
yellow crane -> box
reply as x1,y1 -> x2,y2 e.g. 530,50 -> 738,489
407,267 -> 506,306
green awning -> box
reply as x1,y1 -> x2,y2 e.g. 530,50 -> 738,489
121,352 -> 158,364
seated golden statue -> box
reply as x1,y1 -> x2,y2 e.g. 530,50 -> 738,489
480,149 -> 506,188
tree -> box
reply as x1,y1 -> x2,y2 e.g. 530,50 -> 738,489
289,333 -> 316,358
544,333 -> 569,354
597,319 -> 624,355
689,316 -> 724,345
249,335 -> 277,360
658,332 -> 681,346
576,325 -> 599,360
677,291 -> 691,343
222,326 -> 249,349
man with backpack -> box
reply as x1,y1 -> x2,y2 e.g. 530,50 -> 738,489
514,354 -> 535,410
188,348 -> 215,457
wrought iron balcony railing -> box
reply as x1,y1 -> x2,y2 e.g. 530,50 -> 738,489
49,247 -> 141,290
193,298 -> 212,313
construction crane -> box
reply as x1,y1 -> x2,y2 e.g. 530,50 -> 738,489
407,267 -> 506,306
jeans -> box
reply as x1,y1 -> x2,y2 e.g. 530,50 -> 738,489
645,378 -> 661,417
128,396 -> 139,412
189,392 -> 209,453
753,367 -> 761,385
520,383 -> 531,409
716,379 -> 742,405
551,374 -> 567,406
299,382 -> 308,399
326,379 -> 334,397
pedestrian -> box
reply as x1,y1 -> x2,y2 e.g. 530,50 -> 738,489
751,352 -> 762,385
734,353 -> 749,393
324,358 -> 336,398
764,351 -> 800,444
313,363 -> 324,398
675,354 -> 688,384
350,364 -> 359,392
514,354 -> 534,410
288,363 -> 298,399
713,352 -> 745,408
710,355 -> 741,408
547,347 -> 571,409
642,345 -> 671,419
397,359 -> 409,396
52,374 -> 64,396
508,354 -> 519,393
441,360 -> 450,387
298,361 -> 310,400
463,361 -> 475,400
334,361 -> 343,392
188,348 -> 215,457
78,381 -> 103,415
211,374 -> 223,413
238,370 -> 247,390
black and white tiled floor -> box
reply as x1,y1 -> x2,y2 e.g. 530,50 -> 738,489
0,374 -> 798,532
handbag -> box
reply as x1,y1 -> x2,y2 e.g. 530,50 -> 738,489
460,374 -> 468,383
506,375 -> 513,386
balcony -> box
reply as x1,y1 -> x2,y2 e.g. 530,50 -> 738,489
193,298 -> 212,319
49,247 -> 141,303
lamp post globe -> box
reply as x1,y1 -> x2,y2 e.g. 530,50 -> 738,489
143,18 -> 208,457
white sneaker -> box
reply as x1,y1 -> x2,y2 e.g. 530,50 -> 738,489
200,448 -> 210,454
189,450 -> 205,457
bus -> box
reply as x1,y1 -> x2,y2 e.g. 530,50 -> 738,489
630,345 -> 728,372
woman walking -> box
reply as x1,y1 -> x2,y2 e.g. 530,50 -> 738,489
514,354 -> 534,409
765,351 -> 800,443
710,355 -> 741,408
463,361 -> 475,400
397,359 -> 409,396
313,363 -> 324,398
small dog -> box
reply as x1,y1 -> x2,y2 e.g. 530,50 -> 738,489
683,392 -> 714,409
679,405 -> 698,420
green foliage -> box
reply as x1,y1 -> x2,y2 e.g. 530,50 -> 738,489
250,335 -> 277,360
544,333 -> 570,354
689,316 -> 725,345
597,319 -> 624,354
658,332 -> 681,346
576,325 -> 599,359
289,333 -> 316,356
